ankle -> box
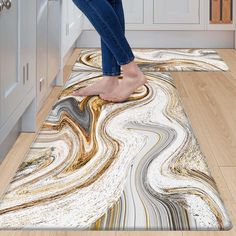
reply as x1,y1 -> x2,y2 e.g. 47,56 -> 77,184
122,61 -> 140,78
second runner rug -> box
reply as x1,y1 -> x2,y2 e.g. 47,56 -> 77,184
72,48 -> 229,72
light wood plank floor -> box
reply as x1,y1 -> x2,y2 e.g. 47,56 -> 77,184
0,49 -> 235,236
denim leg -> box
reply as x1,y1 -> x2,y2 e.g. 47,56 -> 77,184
101,0 -> 125,76
72,0 -> 135,66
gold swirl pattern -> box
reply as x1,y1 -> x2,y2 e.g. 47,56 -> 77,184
0,70 -> 232,230
73,48 -> 229,72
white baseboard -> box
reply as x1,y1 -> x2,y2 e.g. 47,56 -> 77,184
76,30 -> 235,48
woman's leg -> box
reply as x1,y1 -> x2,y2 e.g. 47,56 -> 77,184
71,0 -> 134,65
72,0 -> 147,102
101,0 -> 125,76
74,0 -> 125,96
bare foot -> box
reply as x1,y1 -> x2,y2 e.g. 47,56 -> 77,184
99,69 -> 147,102
72,76 -> 119,96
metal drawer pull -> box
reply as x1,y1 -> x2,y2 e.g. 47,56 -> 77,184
2,0 -> 11,9
26,63 -> 29,81
0,2 -> 4,13
23,66 -> 25,85
0,0 -> 11,12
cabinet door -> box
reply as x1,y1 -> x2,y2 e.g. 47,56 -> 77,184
48,0 -> 60,85
36,0 -> 48,110
20,0 -> 36,93
0,6 -> 2,126
153,0 -> 200,24
0,0 -> 24,126
63,0 -> 83,54
67,0 -> 82,36
83,0 -> 144,27
123,0 -> 144,24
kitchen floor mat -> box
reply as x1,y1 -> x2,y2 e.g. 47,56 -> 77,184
72,48 -> 229,72
0,71 -> 232,230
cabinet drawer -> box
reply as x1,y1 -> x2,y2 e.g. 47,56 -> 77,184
0,0 -> 24,127
153,0 -> 200,24
0,0 -> 36,133
123,0 -> 144,24
20,0 -> 36,93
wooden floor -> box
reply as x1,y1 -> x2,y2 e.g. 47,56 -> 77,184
0,48 -> 236,236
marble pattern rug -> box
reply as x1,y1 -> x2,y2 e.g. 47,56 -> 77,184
0,70 -> 232,230
72,48 -> 229,72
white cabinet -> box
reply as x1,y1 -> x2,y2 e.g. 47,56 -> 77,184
123,0 -> 144,24
36,0 -> 48,110
48,0 -> 60,86
20,0 -> 36,93
36,0 -> 61,111
153,0 -> 200,24
36,0 -> 83,103
81,0 -> 234,32
0,0 -> 36,144
0,0 -> 23,127
78,0 -> 234,48
83,0 -> 204,30
83,0 -> 144,28
62,0 -> 83,57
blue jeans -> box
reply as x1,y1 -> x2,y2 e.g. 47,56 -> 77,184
71,0 -> 135,76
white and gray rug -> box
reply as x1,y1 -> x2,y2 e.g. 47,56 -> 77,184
0,69 -> 232,230
72,48 -> 229,72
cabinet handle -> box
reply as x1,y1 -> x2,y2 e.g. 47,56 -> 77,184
66,23 -> 69,36
0,0 -> 11,11
0,2 -> 4,13
39,78 -> 43,92
26,62 -> 29,81
3,0 -> 11,9
23,66 -> 25,85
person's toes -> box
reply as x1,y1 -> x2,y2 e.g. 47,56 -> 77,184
77,90 -> 88,96
99,93 -> 110,101
72,90 -> 81,96
99,93 -> 115,102
73,85 -> 99,96
100,93 -> 127,103
72,88 -> 88,96
72,89 -> 86,96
